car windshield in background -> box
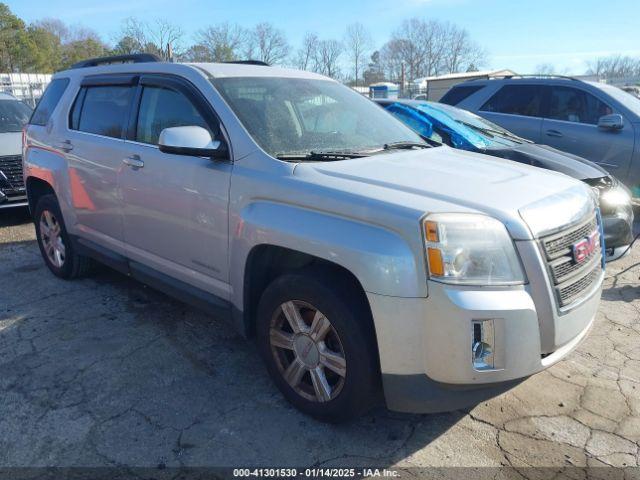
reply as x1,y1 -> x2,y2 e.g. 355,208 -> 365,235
213,77 -> 425,159
0,100 -> 32,133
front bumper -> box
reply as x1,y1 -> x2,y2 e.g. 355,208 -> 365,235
0,192 -> 28,209
601,206 -> 634,260
367,241 -> 602,413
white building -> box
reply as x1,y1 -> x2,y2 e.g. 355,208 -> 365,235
413,69 -> 517,101
0,73 -> 52,107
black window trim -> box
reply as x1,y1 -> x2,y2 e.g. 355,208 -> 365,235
126,74 -> 233,161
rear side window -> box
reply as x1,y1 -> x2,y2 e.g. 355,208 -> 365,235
71,85 -> 133,139
548,86 -> 612,125
440,85 -> 483,106
29,78 -> 70,126
480,85 -> 544,117
135,86 -> 212,145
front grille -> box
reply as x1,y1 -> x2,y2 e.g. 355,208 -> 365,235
540,213 -> 602,309
0,155 -> 24,192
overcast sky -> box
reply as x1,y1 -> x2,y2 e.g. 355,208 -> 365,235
9,0 -> 640,74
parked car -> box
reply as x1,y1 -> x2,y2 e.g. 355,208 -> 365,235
24,55 -> 604,422
0,92 -> 32,209
376,99 -> 634,261
440,76 -> 640,198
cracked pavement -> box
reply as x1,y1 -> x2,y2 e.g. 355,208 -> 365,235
0,209 -> 639,475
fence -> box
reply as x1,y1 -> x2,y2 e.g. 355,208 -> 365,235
0,73 -> 52,107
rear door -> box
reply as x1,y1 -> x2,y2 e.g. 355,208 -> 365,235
119,74 -> 232,298
540,85 -> 634,176
64,75 -> 137,252
477,84 -> 546,143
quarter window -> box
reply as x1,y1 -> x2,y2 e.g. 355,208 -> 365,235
135,86 -> 211,145
480,85 -> 544,117
72,85 -> 134,139
30,78 -> 70,126
548,87 -> 612,125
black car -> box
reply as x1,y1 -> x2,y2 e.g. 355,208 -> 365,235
377,99 -> 634,261
0,93 -> 32,210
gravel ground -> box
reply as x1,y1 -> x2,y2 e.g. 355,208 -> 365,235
0,208 -> 639,478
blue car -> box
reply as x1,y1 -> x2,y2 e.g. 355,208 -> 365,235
376,99 -> 634,261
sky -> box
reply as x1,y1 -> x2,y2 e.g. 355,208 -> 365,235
9,0 -> 640,74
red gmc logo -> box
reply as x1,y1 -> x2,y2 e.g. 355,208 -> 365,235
572,231 -> 599,263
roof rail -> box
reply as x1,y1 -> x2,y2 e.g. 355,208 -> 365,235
70,53 -> 163,69
222,60 -> 270,67
487,74 -> 579,81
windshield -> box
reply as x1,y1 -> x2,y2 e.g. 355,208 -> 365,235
212,77 -> 424,158
593,82 -> 640,117
0,99 -> 32,133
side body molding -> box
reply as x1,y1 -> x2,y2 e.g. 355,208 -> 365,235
229,201 -> 427,325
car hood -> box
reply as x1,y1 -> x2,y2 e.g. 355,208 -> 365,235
0,131 -> 22,156
485,143 -> 608,180
293,146 -> 594,240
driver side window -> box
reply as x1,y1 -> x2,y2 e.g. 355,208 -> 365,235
135,86 -> 213,145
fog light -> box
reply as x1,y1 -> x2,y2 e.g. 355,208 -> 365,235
472,319 -> 495,370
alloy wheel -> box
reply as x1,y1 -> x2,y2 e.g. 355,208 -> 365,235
269,300 -> 347,402
40,210 -> 66,268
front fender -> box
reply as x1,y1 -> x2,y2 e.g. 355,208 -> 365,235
23,145 -> 77,228
229,201 -> 428,312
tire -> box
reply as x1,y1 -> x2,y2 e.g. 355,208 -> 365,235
34,194 -> 92,279
256,269 -> 379,422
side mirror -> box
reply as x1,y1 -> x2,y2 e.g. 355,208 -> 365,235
158,126 -> 227,158
597,114 -> 624,131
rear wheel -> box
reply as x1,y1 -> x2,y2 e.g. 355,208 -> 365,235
34,194 -> 92,279
257,270 -> 378,422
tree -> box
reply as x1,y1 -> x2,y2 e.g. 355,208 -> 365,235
294,32 -> 318,71
0,3 -> 34,71
534,63 -> 556,75
314,39 -> 343,78
193,23 -> 247,62
114,17 -> 184,60
441,24 -> 485,74
344,23 -> 371,86
363,50 -> 385,84
246,22 -> 288,65
586,55 -> 640,80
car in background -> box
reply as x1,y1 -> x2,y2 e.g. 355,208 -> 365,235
439,76 -> 640,199
0,92 -> 32,209
376,99 -> 634,261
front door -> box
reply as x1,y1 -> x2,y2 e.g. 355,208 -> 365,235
541,85 -> 634,178
119,75 -> 232,298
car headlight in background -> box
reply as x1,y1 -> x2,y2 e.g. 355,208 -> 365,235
600,185 -> 631,207
423,213 -> 526,285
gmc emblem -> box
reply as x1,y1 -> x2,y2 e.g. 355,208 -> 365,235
572,231 -> 599,263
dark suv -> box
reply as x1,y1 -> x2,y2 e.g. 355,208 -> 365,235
441,76 -> 640,198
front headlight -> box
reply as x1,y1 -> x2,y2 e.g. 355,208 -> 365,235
423,213 -> 526,285
600,185 -> 631,207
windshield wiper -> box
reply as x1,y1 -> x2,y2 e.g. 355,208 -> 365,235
276,150 -> 371,161
383,141 -> 431,150
457,121 -> 529,143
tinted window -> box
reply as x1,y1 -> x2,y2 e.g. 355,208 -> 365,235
76,86 -> 133,139
29,78 -> 69,126
548,86 -> 612,125
0,100 -> 32,133
480,85 -> 544,117
136,86 -> 211,145
440,85 -> 483,105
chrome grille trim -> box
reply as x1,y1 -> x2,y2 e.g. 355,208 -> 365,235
0,155 -> 25,192
539,212 -> 602,309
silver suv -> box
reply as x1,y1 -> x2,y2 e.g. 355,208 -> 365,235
24,55 -> 604,422
441,75 -> 640,198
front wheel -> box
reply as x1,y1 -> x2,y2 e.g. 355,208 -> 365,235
256,270 -> 379,422
34,194 -> 92,279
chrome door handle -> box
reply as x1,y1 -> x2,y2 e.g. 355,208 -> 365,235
57,140 -> 74,152
123,155 -> 144,169
545,129 -> 563,138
